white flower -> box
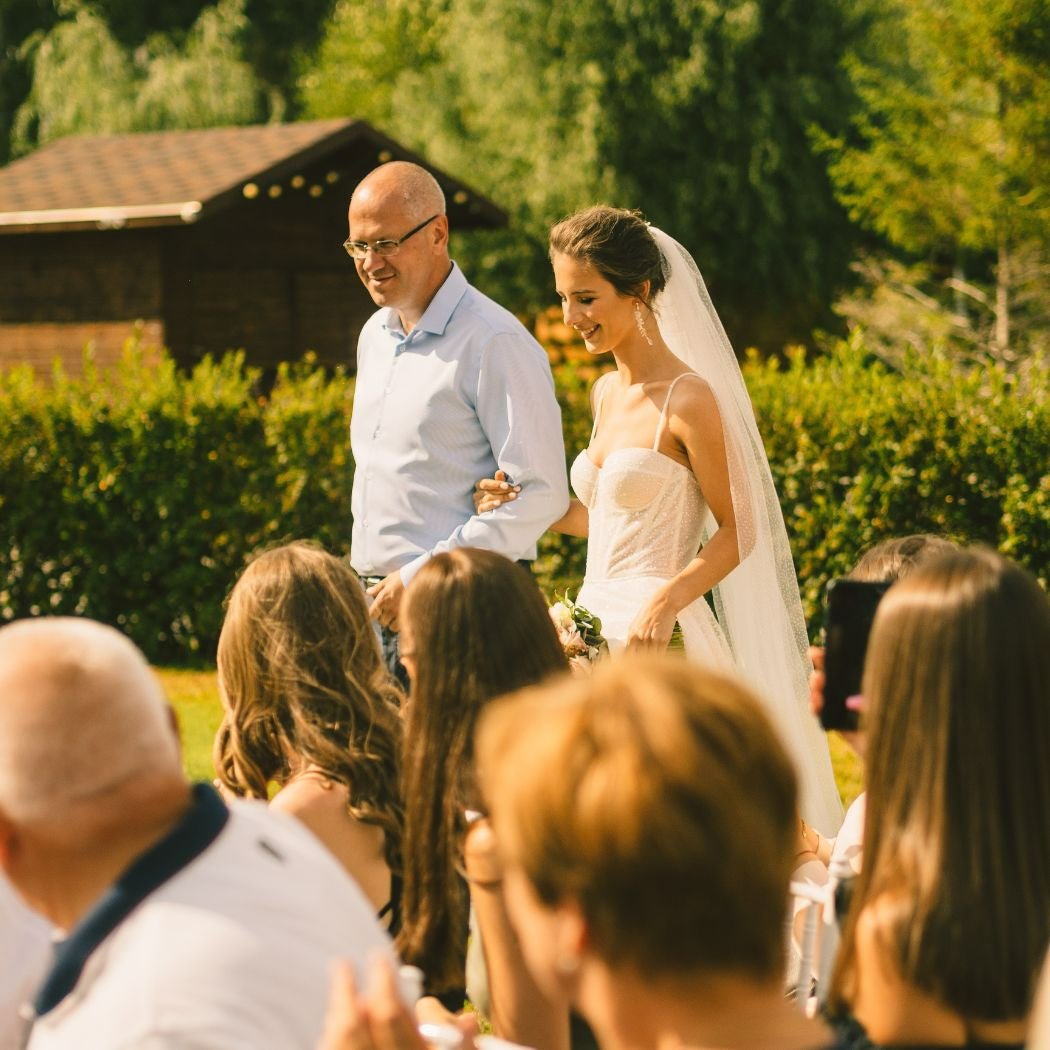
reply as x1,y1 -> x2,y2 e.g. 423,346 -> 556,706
549,601 -> 574,631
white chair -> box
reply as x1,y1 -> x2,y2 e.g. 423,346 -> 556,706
787,856 -> 852,1013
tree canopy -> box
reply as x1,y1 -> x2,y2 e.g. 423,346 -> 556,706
821,0 -> 1050,362
302,0 -> 867,349
3,0 -> 1047,356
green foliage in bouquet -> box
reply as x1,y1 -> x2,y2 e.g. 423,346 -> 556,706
548,591 -> 607,667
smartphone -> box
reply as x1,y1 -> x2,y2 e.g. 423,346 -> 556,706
821,578 -> 891,731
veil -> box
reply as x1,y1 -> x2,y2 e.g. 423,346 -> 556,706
650,226 -> 843,834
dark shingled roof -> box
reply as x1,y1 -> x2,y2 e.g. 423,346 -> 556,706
0,118 -> 505,232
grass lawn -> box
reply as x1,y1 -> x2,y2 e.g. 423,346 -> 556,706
159,667 -> 865,810
155,668 -> 225,784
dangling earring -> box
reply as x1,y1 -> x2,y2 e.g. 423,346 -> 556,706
634,300 -> 654,346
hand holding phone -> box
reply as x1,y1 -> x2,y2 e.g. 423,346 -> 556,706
820,578 -> 890,731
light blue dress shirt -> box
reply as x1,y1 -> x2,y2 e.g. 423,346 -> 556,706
350,263 -> 569,586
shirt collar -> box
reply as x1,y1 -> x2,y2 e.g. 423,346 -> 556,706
32,783 -> 229,1020
381,262 -> 468,340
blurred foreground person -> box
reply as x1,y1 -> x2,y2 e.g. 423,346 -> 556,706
0,617 -> 396,1049
0,870 -> 50,1046
827,549 -> 1050,1048
473,656 -> 843,1050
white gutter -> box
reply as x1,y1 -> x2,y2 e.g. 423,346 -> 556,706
0,200 -> 203,229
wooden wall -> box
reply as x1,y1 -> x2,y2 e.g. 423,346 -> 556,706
0,191 -> 373,376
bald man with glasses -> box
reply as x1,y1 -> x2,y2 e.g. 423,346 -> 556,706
345,162 -> 569,682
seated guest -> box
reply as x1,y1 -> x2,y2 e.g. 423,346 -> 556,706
322,656 -> 842,1050
213,541 -> 403,927
800,534 -> 959,876
0,617 -> 398,1049
471,655 -> 844,1050
396,548 -> 570,1050
1031,953 -> 1050,1049
827,548 -> 1050,1048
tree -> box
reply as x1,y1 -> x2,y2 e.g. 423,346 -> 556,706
821,0 -> 1050,363
12,0 -> 264,152
301,0 -> 866,350
0,0 -> 59,163
6,0 -> 337,157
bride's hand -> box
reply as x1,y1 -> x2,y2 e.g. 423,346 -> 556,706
473,470 -> 521,514
626,594 -> 678,651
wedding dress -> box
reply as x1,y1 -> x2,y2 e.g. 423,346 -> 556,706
570,227 -> 843,836
573,373 -> 734,671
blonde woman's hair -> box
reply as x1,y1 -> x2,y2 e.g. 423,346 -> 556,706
830,547 -> 1050,1021
213,541 -> 403,869
477,655 -> 799,979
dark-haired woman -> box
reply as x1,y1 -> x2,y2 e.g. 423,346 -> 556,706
396,547 -> 571,1049
477,205 -> 841,834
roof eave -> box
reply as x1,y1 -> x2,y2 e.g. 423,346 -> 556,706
0,201 -> 202,234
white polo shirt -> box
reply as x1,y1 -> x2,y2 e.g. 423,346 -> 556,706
0,873 -> 51,1048
27,790 -> 397,1049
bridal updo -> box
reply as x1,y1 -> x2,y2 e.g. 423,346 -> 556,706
549,205 -> 666,305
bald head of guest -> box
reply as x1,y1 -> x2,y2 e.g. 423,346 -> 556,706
0,618 -> 189,929
346,161 -> 451,329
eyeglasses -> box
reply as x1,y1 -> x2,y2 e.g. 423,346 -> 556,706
343,214 -> 439,260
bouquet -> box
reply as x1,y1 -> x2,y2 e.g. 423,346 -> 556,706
549,592 -> 607,672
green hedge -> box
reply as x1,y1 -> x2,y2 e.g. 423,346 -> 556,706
0,348 -> 353,662
746,336 -> 1050,630
1,337 -> 1046,661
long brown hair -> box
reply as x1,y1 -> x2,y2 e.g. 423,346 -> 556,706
396,548 -> 567,992
213,541 -> 403,869
830,547 -> 1050,1021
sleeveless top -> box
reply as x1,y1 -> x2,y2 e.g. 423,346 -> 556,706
570,372 -> 709,584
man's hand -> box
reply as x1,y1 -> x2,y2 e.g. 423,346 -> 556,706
808,646 -> 865,758
367,573 -> 406,632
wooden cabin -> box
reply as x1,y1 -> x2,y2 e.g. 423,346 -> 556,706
0,119 -> 505,374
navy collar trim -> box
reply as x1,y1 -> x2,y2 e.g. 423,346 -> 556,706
33,783 -> 228,1019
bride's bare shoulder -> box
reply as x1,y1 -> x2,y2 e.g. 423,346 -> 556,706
668,372 -> 720,426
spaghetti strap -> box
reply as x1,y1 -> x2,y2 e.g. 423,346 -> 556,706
590,371 -> 615,442
653,372 -> 701,450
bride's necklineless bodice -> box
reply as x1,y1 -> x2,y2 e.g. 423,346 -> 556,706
570,373 -> 709,582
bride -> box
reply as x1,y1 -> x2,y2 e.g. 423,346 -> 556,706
477,205 -> 842,834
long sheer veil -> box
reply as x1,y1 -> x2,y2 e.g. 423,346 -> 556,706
650,226 -> 843,834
